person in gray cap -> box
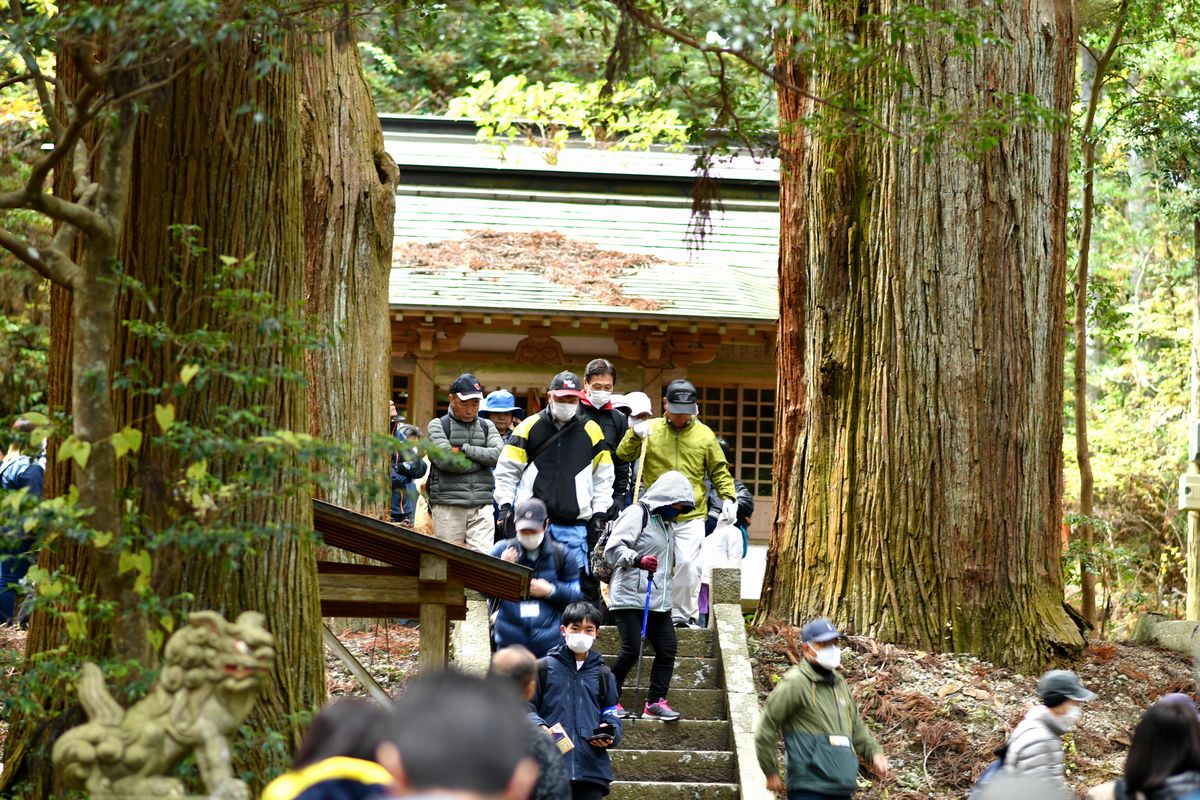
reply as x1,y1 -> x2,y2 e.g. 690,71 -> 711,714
753,618 -> 888,799
1002,669 -> 1097,792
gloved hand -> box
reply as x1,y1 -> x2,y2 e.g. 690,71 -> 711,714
587,512 -> 607,540
633,420 -> 651,439
497,504 -> 514,532
637,555 -> 658,573
718,498 -> 737,526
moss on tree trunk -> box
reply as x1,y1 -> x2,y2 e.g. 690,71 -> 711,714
758,0 -> 1085,669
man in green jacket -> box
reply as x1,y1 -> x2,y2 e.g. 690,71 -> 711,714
754,618 -> 888,799
615,379 -> 735,628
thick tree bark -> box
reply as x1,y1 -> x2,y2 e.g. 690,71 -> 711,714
759,0 -> 1085,668
113,36 -> 323,782
298,16 -> 398,630
4,38 -> 323,794
300,20 -> 397,495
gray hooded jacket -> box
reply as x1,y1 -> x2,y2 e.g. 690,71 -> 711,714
1002,704 -> 1071,792
604,470 -> 692,612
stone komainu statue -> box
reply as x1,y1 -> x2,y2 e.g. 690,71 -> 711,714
52,610 -> 276,800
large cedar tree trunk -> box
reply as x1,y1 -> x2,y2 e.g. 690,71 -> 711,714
758,0 -> 1085,668
300,20 -> 397,504
299,17 -> 398,631
4,39 -> 323,794
113,36 -> 324,779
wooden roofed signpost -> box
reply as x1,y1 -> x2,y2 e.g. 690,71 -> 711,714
313,500 -> 531,673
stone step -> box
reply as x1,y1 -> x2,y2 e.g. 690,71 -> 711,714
612,749 -> 736,783
608,781 -> 738,800
621,719 -> 731,751
606,656 -> 721,690
617,687 -> 726,720
597,627 -> 714,658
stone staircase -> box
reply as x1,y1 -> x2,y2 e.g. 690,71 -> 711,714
600,625 -> 740,800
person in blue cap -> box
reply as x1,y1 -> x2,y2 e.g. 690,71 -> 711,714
480,389 -> 524,444
754,617 -> 888,799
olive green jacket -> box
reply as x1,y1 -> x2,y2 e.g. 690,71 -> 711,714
615,417 -> 734,522
754,660 -> 881,796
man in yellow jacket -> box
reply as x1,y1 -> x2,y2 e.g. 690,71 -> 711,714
616,379 -> 735,628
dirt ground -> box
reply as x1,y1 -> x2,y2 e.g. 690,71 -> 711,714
748,622 -> 1197,800
323,621 -> 421,698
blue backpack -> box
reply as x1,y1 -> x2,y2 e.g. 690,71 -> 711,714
968,744 -> 1009,800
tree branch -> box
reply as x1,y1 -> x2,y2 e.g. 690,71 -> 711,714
0,72 -> 34,92
610,0 -> 898,138
9,1 -> 63,140
24,82 -> 101,201
0,226 -> 78,286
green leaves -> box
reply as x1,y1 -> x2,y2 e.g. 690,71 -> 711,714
57,435 -> 91,469
111,426 -> 143,459
154,402 -> 176,432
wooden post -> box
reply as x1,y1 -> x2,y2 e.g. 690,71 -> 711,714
413,354 -> 436,431
419,553 -> 449,672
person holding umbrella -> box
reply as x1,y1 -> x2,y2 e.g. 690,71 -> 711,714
603,469 -> 694,721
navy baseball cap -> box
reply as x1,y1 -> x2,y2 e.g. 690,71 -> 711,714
514,498 -> 549,531
801,618 -> 842,643
450,373 -> 484,401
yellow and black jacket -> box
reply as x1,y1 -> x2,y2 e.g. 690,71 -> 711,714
261,757 -> 392,800
494,408 -> 615,524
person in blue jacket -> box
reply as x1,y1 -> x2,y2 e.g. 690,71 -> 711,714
490,497 -> 584,657
530,601 -> 623,800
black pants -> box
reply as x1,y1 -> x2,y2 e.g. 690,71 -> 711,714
571,780 -> 607,800
611,608 -> 676,705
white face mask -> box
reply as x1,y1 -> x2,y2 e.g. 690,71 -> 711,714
564,632 -> 595,654
587,389 -> 612,408
517,532 -> 544,550
1058,704 -> 1082,730
813,644 -> 842,670
549,400 -> 577,423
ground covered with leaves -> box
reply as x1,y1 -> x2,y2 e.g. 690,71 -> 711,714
749,623 -> 1196,800
324,622 -> 421,699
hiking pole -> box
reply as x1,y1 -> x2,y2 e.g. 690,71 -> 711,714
630,572 -> 653,727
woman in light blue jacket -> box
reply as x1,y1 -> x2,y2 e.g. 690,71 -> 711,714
604,470 -> 694,721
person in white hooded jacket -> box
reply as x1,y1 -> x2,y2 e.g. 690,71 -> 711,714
603,470 -> 694,721
1002,669 -> 1097,793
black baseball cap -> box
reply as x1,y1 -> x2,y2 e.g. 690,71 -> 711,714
450,373 -> 484,401
801,618 -> 841,643
514,498 -> 549,532
549,371 -> 586,399
664,379 -> 698,415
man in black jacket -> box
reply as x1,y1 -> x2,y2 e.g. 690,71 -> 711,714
578,358 -> 629,529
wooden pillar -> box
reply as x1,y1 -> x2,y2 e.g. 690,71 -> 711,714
413,354 -> 436,430
641,366 -> 664,410
419,553 -> 449,672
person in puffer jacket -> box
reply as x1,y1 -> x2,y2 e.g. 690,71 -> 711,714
1087,699 -> 1200,800
490,497 -> 584,657
1004,670 -> 1097,792
530,602 -> 624,800
604,470 -> 694,721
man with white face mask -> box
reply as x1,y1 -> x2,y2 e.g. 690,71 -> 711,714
1001,670 -> 1096,793
494,372 -> 615,584
489,498 -> 585,657
755,618 -> 888,800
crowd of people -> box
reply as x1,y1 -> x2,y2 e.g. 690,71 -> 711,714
388,359 -> 754,721
261,610 -> 1200,800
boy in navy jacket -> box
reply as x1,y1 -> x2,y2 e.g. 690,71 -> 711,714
530,602 -> 624,800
